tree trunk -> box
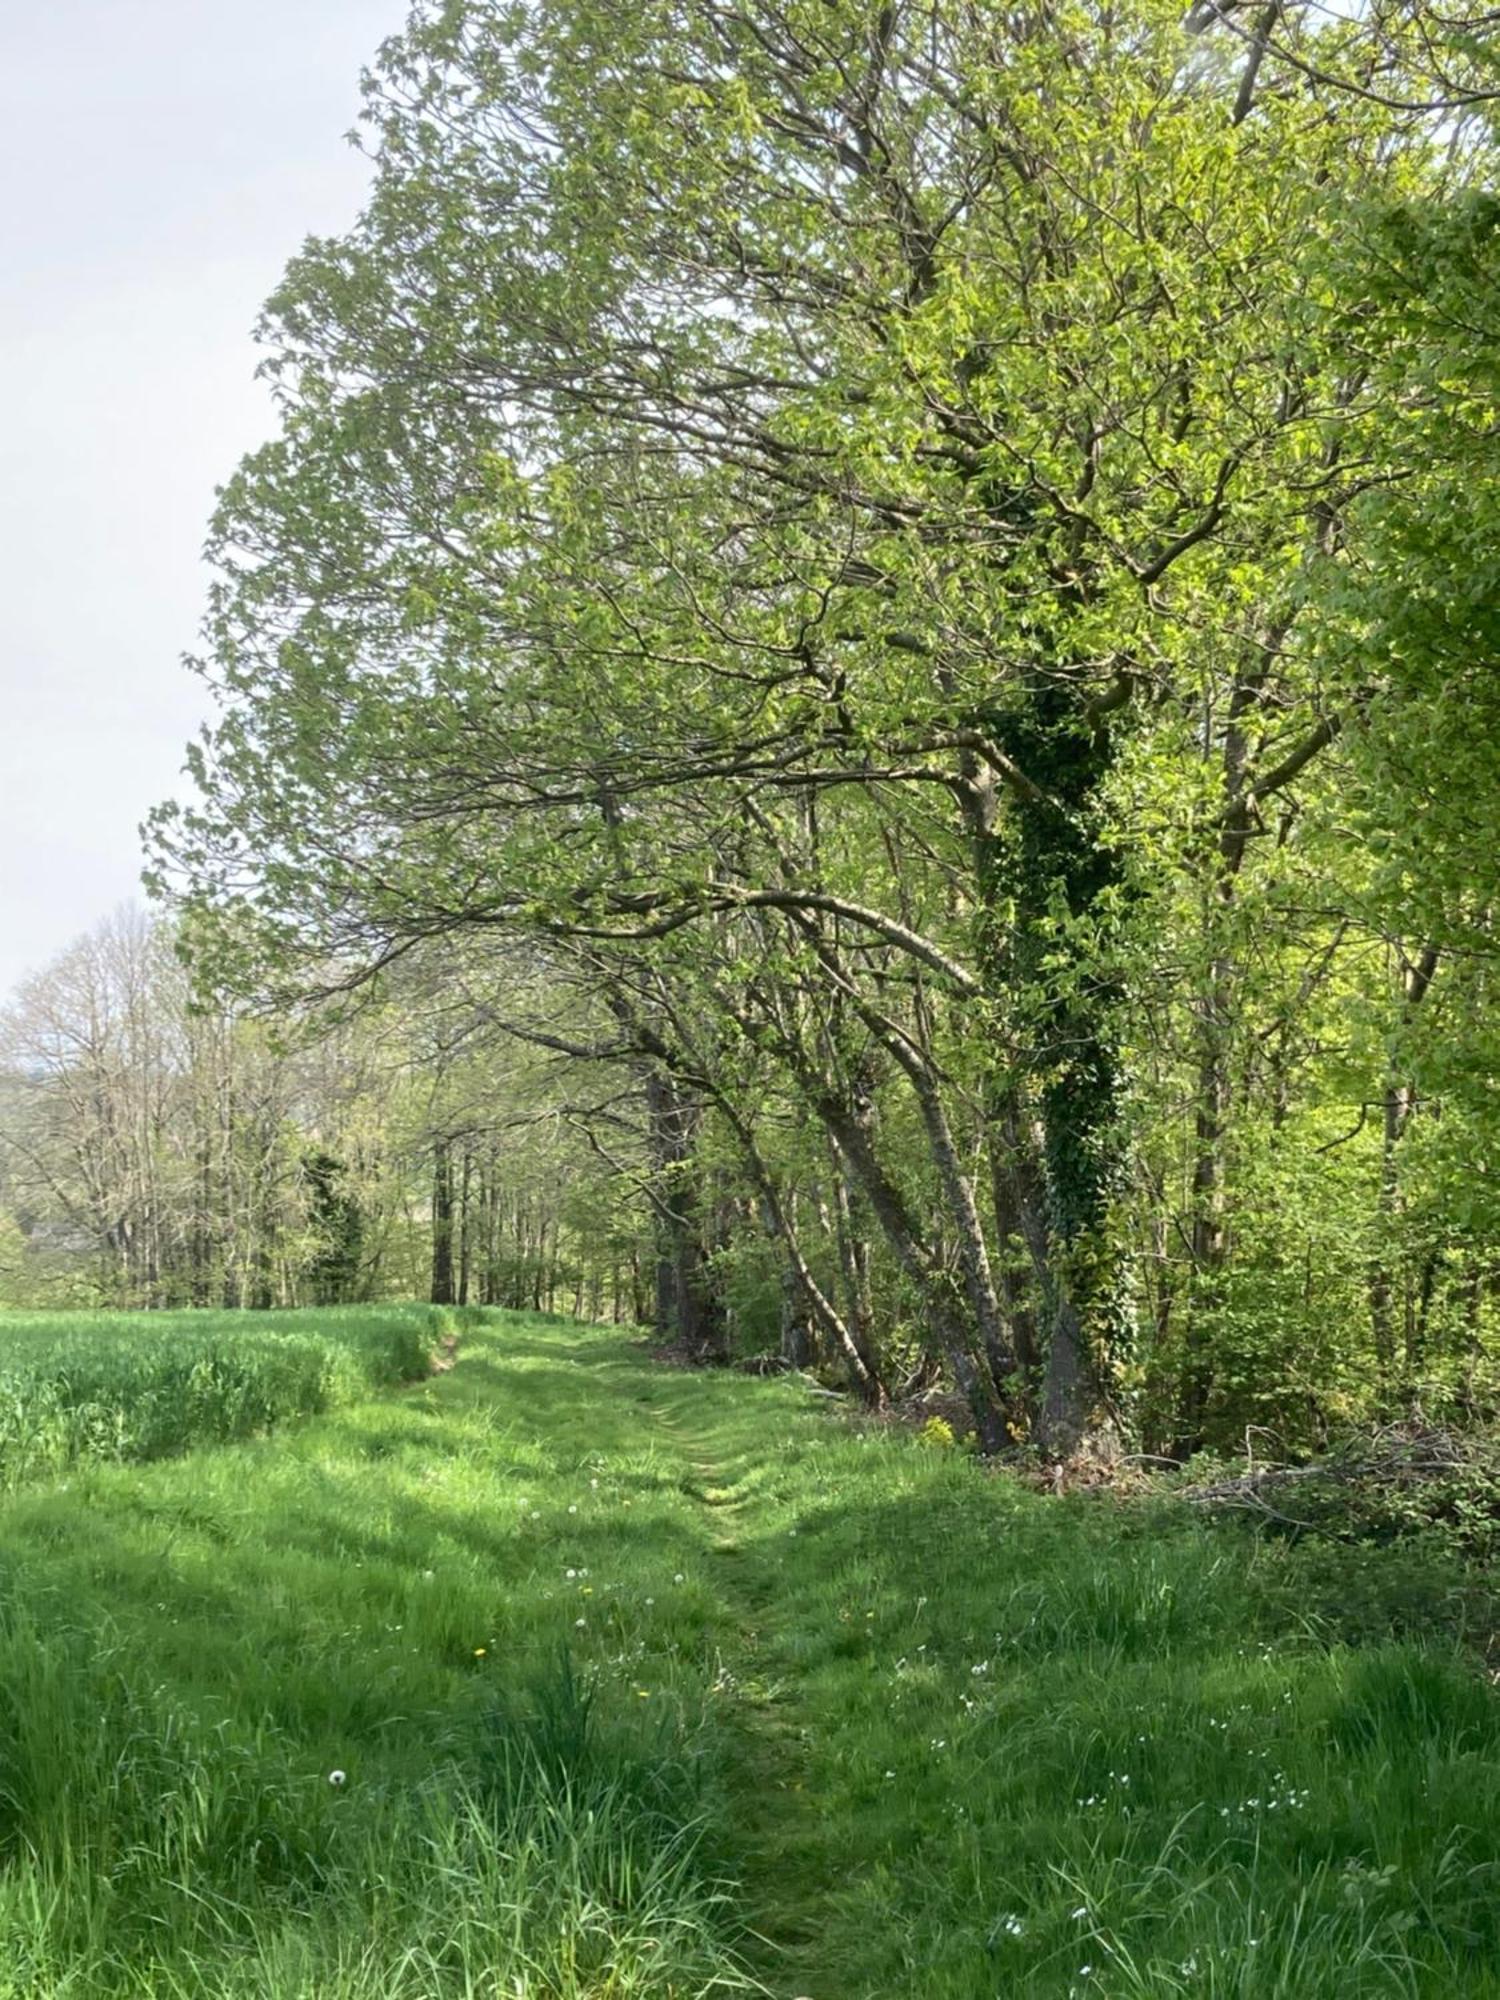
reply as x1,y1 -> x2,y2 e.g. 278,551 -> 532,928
645,1067 -> 725,1360
430,1139 -> 456,1306
1368,945 -> 1439,1390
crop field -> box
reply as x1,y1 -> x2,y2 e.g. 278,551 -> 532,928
0,1304 -> 451,1485
0,1310 -> 1498,1997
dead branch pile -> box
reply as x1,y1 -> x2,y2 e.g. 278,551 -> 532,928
1180,1423 -> 1490,1540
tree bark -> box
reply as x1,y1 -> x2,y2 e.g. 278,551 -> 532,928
430,1138 -> 456,1307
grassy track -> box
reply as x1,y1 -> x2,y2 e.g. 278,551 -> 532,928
0,1312 -> 1498,1995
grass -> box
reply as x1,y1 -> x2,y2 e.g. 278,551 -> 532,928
0,1304 -> 449,1484
0,1310 -> 1497,1994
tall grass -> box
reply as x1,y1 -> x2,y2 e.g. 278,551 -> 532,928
0,1607 -> 744,1999
0,1309 -> 753,1998
0,1310 -> 1497,1995
0,1305 -> 450,1484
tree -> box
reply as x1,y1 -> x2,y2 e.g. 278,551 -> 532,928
150,0 -> 1496,1447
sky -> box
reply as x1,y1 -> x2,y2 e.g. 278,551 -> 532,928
0,0 -> 406,999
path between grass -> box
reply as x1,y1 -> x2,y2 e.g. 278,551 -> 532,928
3,1311 -> 1500,1997
641,1392 -> 829,1991
494,1326 -> 1500,1999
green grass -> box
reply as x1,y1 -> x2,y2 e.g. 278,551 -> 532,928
0,1304 -> 449,1484
0,1311 -> 1498,1995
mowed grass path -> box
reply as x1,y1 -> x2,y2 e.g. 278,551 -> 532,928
2,1314 -> 1500,1995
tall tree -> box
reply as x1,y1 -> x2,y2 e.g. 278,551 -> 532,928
150,0 -> 1496,1446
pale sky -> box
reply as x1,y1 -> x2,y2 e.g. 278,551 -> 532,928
0,0 -> 405,997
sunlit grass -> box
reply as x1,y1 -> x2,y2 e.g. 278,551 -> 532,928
0,1312 -> 751,1997
0,1311 -> 1496,1994
0,1303 -> 449,1482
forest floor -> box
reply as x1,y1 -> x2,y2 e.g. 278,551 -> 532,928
2,1311 -> 1500,1996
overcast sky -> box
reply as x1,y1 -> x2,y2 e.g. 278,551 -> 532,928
0,0 -> 405,998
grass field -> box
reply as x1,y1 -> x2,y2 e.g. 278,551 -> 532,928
0,1309 -> 1498,1996
0,1304 -> 449,1484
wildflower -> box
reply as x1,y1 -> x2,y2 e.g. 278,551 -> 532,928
636,1688 -> 651,1699
673,1573 -> 685,1584
998,1914 -> 1025,1938
328,1770 -> 347,1787
565,1568 -> 578,1579
568,1504 -> 578,1514
644,1597 -> 654,1606
473,1647 -> 487,1658
421,1569 -> 435,1582
1071,1907 -> 1089,1921
575,1617 -> 587,1628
